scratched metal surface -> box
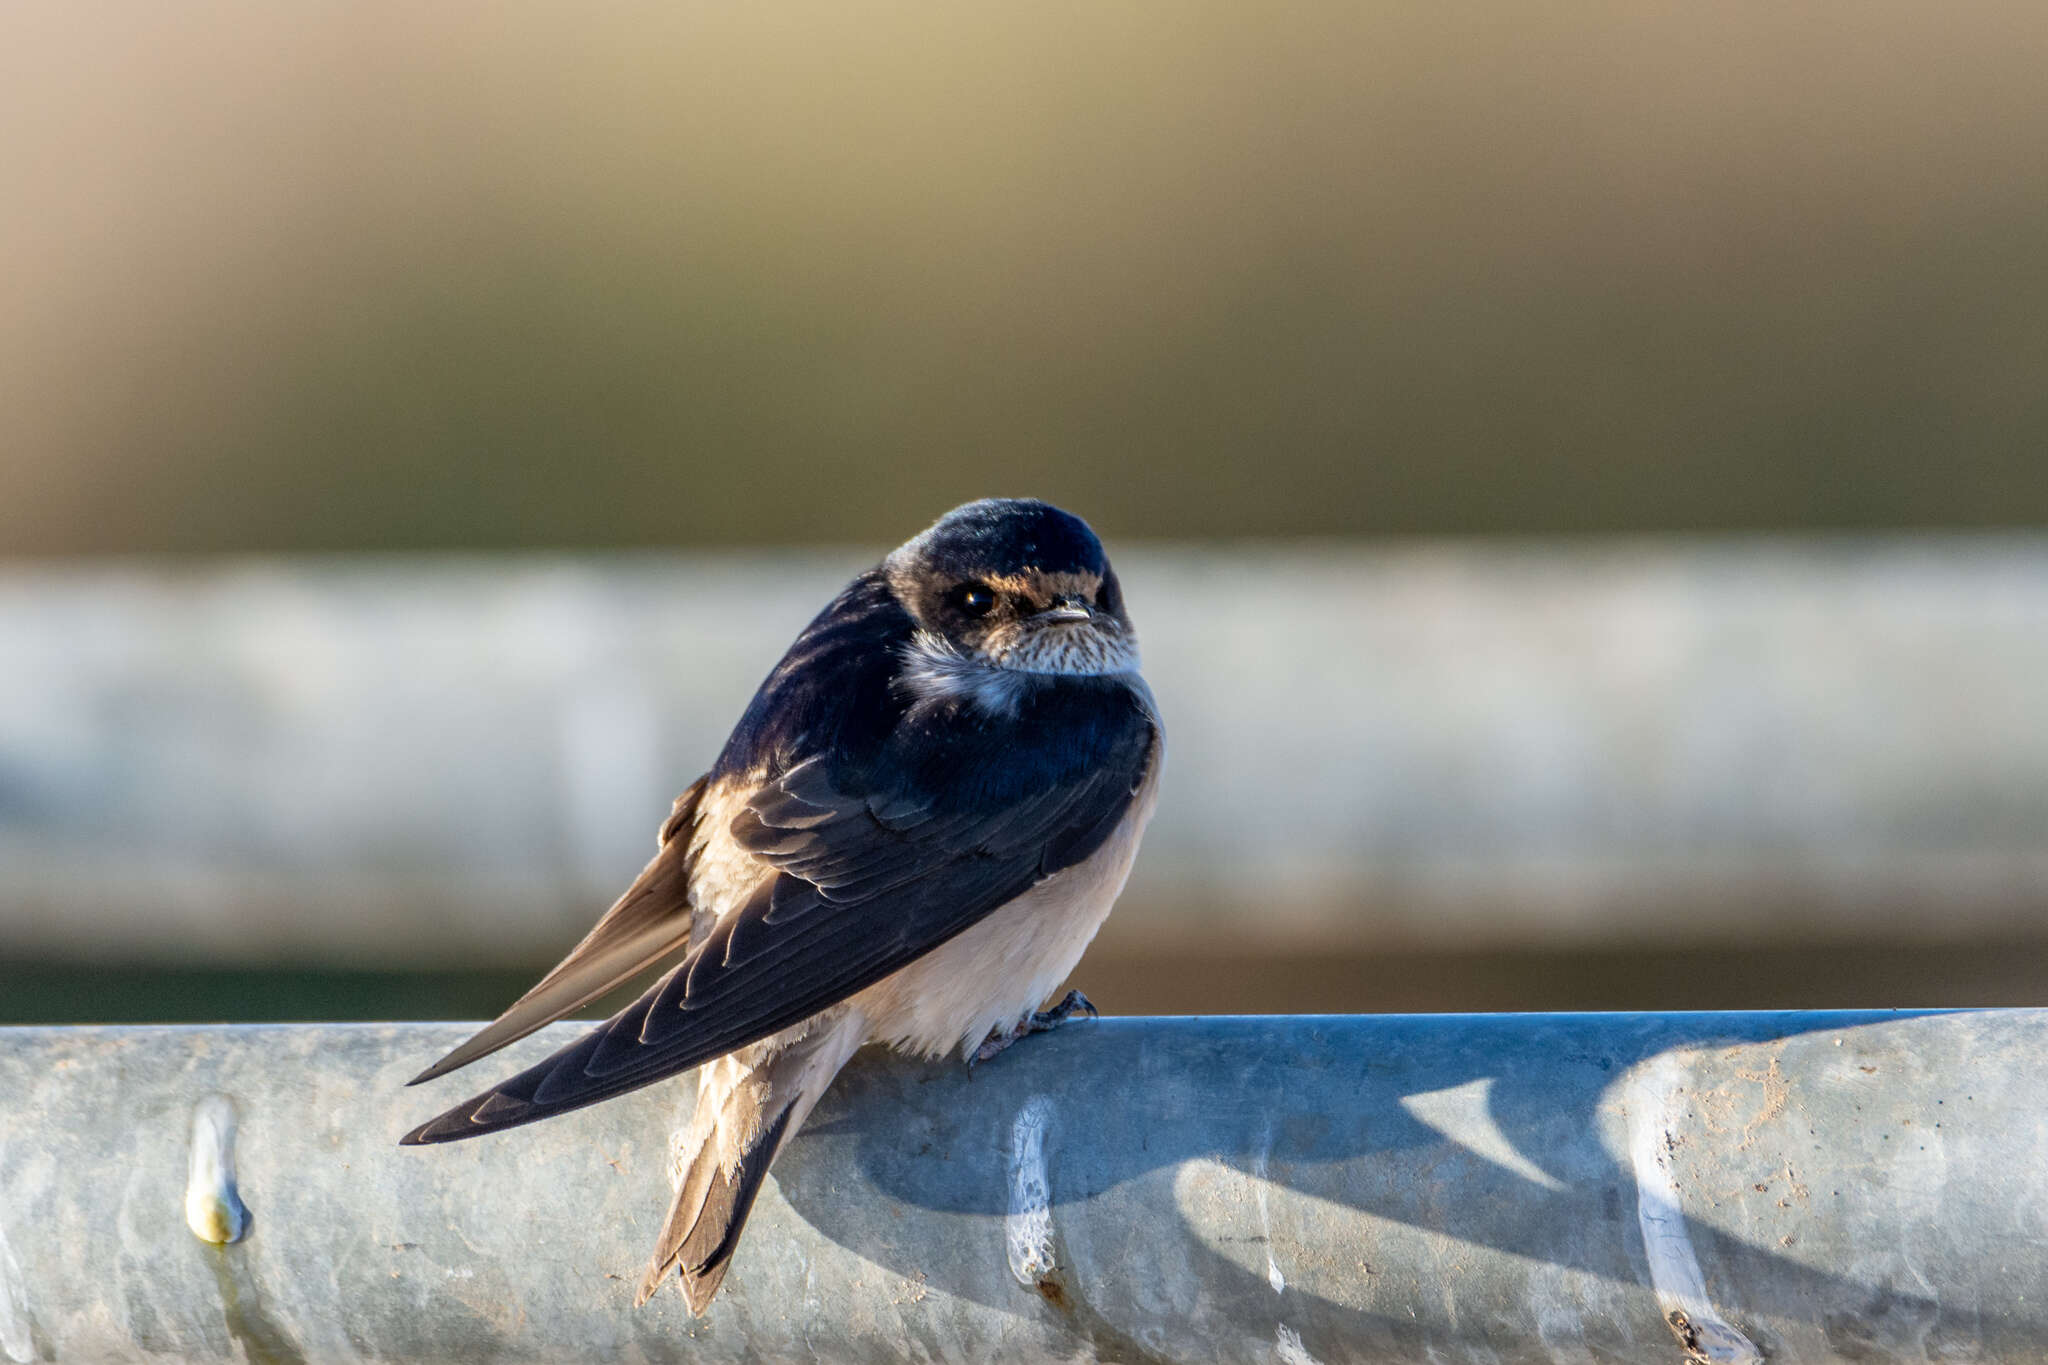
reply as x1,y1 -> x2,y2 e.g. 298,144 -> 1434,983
0,1012 -> 2042,1363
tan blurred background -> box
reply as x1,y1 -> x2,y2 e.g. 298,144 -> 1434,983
4,1 -> 2047,1022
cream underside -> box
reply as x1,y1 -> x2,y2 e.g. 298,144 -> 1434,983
852,743 -> 1162,1060
686,730 -> 1162,1125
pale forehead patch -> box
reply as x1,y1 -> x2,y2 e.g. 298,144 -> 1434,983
979,569 -> 1103,602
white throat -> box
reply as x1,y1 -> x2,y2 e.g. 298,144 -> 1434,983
898,629 -> 1140,716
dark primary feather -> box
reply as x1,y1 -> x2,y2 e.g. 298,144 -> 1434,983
407,779 -> 710,1086
404,573 -> 903,1090
404,571 -> 1157,1145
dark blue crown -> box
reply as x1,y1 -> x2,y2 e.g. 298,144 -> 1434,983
910,499 -> 1107,578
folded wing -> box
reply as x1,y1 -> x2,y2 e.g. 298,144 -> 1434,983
404,685 -> 1155,1145
407,780 -> 709,1086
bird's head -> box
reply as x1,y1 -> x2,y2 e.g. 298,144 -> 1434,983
884,498 -> 1137,678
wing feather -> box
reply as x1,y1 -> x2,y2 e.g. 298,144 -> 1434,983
403,683 -> 1156,1145
405,780 -> 708,1086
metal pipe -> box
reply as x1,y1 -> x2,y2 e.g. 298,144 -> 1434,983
5,539 -> 2048,967
0,1011 -> 2040,1363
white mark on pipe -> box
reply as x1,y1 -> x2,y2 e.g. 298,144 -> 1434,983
1625,1055 -> 1761,1364
1005,1096 -> 1056,1285
1399,1076 -> 1567,1192
1249,1130 -> 1285,1294
0,1196 -> 31,1364
184,1095 -> 250,1245
1275,1323 -> 1324,1365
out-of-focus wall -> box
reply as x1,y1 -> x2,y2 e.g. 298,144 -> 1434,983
4,1 -> 2048,555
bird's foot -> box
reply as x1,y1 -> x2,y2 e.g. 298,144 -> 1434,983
1029,989 -> 1099,1032
969,991 -> 1099,1068
969,1029 -> 1018,1068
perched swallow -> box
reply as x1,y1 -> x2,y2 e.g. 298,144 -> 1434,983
402,498 -> 1163,1313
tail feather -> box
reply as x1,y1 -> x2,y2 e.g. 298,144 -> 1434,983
641,1104 -> 795,1312
636,1011 -> 865,1313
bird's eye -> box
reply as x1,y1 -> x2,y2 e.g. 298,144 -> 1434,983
951,583 -> 998,619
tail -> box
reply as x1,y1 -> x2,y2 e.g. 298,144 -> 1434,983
636,1010 -> 866,1313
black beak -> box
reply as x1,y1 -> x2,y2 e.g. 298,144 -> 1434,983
1037,595 -> 1093,623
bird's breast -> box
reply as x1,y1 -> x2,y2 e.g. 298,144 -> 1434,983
854,734 -> 1164,1061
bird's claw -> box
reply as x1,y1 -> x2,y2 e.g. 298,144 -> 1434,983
1029,989 -> 1098,1031
968,990 -> 1100,1070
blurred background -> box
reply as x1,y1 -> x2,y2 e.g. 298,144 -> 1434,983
3,1 -> 2046,1023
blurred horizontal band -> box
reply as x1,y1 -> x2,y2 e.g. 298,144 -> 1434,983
2,535 -> 2045,966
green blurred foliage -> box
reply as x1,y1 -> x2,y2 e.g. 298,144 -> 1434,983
12,936 -> 2048,1024
4,0 -> 2047,555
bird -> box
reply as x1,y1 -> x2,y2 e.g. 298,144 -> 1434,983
400,497 -> 1164,1314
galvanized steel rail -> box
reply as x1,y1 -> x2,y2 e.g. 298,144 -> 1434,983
0,1011 -> 2037,1363
7,538 -> 2048,967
